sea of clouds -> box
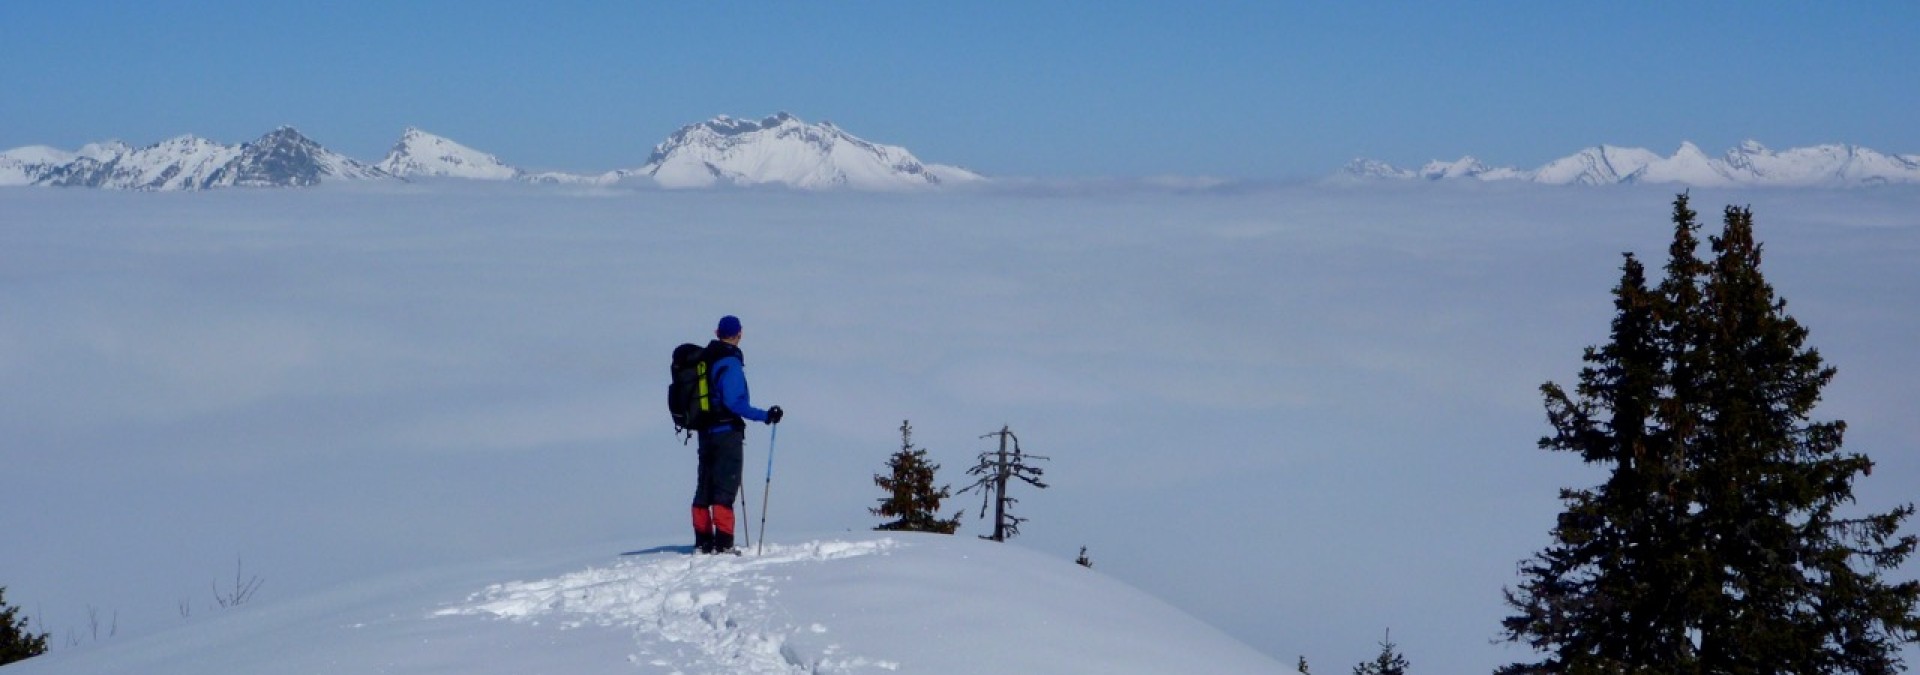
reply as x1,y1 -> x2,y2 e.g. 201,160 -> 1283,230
3,180 -> 1915,671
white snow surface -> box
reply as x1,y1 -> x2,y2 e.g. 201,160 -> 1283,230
10,533 -> 1282,674
378,127 -> 521,180
1348,140 -> 1920,187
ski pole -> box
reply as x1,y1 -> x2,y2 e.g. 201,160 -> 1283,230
757,422 -> 778,556
738,471 -> 750,550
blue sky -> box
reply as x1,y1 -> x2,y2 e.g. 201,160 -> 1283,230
3,2 -> 1916,178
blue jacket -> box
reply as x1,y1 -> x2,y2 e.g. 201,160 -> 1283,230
705,342 -> 768,429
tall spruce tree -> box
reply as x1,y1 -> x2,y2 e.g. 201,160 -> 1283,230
1501,194 -> 1919,674
871,420 -> 962,534
1,586 -> 49,666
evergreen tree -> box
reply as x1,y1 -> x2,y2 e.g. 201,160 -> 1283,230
1501,194 -> 1920,673
1,586 -> 50,666
871,420 -> 962,534
1501,247 -> 1690,671
1352,629 -> 1409,675
1682,204 -> 1918,672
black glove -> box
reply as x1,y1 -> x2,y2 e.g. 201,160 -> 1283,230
766,406 -> 784,425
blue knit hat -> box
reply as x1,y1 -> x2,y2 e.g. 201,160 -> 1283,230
716,315 -> 743,338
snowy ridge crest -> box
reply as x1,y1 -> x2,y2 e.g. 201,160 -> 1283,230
1345,141 -> 1920,187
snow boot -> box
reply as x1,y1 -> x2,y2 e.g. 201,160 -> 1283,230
694,530 -> 715,555
711,531 -> 736,555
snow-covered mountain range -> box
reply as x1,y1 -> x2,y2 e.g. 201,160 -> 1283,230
3,114 -> 980,191
15,123 -> 1916,190
1345,141 -> 1920,187
1,127 -> 387,190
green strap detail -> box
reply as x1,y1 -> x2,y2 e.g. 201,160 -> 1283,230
696,362 -> 711,412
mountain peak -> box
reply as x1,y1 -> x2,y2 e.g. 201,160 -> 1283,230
638,112 -> 978,189
261,126 -> 311,143
380,127 -> 520,180
1672,140 -> 1710,159
221,127 -> 384,187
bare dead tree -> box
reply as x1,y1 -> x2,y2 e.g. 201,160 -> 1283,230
960,425 -> 1048,542
213,556 -> 264,609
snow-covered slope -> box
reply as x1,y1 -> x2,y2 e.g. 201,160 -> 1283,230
1721,140 -> 1920,186
7,533 -> 1284,674
38,135 -> 241,190
1346,141 -> 1920,187
1530,145 -> 1665,185
1415,156 -> 1527,181
631,112 -> 983,190
378,127 -> 521,180
0,145 -> 82,186
4,142 -> 131,186
1631,141 -> 1736,187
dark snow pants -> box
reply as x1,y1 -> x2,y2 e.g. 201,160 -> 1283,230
692,427 -> 744,537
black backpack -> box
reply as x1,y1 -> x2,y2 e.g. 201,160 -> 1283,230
668,343 -> 712,442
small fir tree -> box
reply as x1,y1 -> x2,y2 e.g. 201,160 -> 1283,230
871,420 -> 962,534
1352,629 -> 1409,675
1,586 -> 50,666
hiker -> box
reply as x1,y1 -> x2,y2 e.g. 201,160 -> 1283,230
690,315 -> 782,554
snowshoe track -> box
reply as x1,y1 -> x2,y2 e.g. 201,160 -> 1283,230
436,539 -> 901,673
